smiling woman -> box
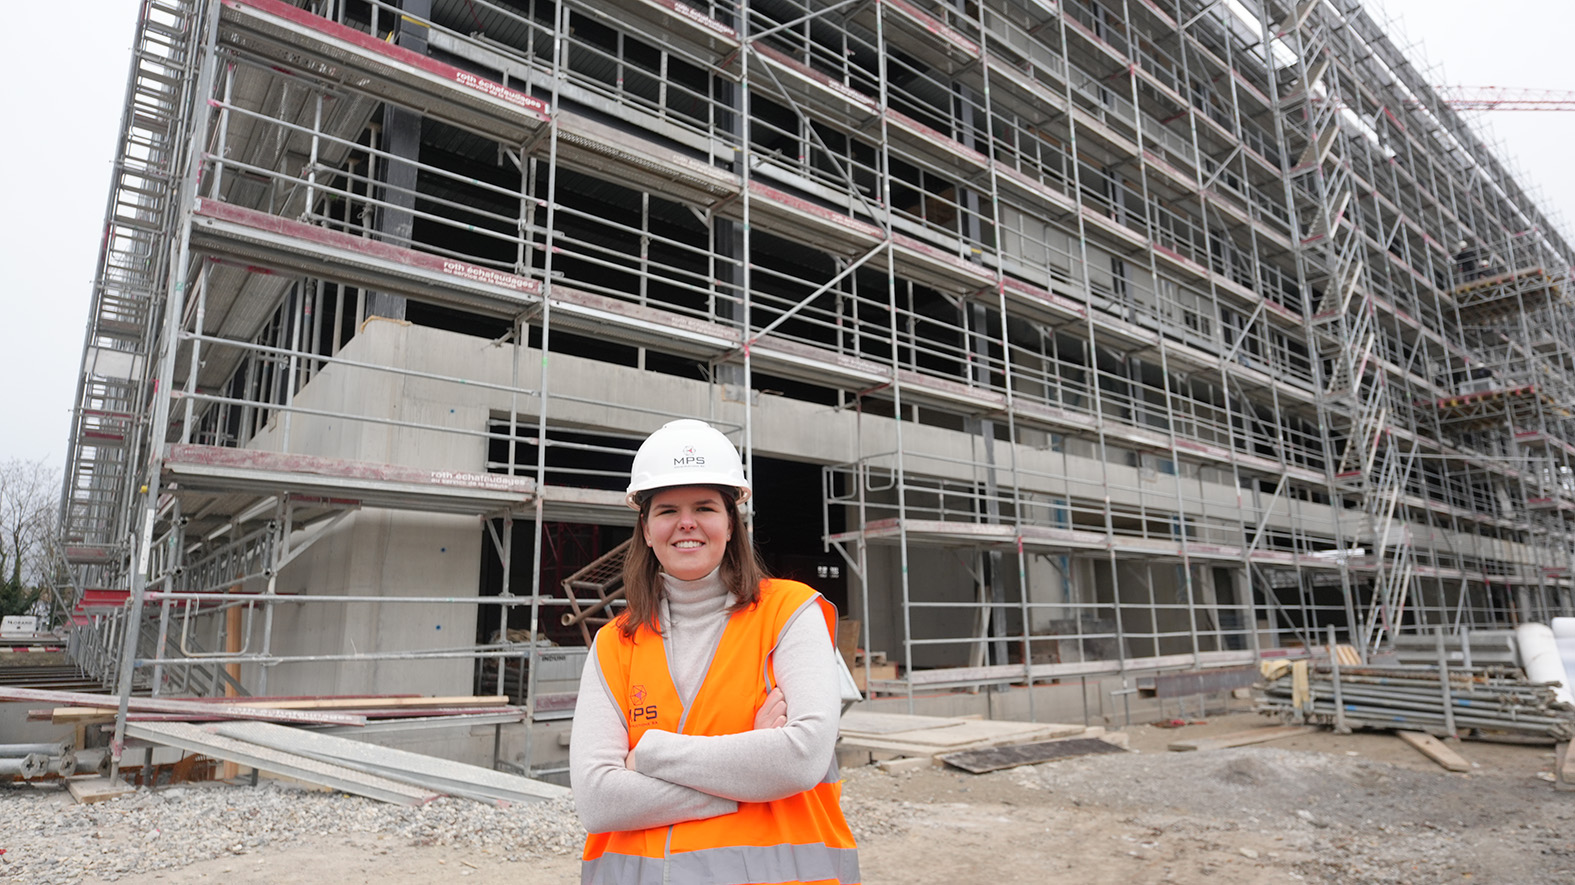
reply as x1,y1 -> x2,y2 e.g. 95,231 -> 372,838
570,419 -> 859,885
641,486 -> 733,581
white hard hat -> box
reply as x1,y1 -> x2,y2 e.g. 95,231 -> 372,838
625,419 -> 751,509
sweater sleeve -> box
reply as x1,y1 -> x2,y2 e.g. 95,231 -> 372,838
631,602 -> 841,803
569,634 -> 739,833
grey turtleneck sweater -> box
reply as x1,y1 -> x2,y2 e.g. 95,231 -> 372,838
569,569 -> 841,834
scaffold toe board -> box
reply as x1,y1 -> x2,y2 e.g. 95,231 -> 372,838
219,0 -> 549,144
162,445 -> 536,515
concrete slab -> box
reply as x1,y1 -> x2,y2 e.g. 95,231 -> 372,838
839,711 -> 964,736
840,720 -> 1085,756
879,720 -> 1083,748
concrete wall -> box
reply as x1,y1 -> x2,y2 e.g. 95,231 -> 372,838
231,320 -> 492,697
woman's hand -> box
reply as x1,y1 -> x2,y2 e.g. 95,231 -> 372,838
753,686 -> 787,730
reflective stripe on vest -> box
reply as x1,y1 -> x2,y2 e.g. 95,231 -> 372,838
583,579 -> 860,885
584,843 -> 862,885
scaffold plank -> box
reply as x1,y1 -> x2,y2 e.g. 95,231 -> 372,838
981,56 -> 1140,160
886,109 -> 991,173
211,720 -> 570,803
554,110 -> 740,209
998,276 -> 1086,324
219,0 -> 548,144
190,200 -> 542,321
127,721 -> 438,805
743,180 -> 884,257
750,43 -> 880,127
570,0 -> 738,67
849,0 -> 980,72
162,445 -> 535,515
547,285 -> 738,359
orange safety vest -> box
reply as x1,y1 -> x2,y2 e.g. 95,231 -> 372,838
582,578 -> 860,885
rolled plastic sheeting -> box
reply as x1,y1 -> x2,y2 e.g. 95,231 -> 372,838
1516,622 -> 1575,707
1553,618 -> 1575,706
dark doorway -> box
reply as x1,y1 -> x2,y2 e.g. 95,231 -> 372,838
753,455 -> 848,615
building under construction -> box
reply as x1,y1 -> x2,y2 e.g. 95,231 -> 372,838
58,0 -> 1575,770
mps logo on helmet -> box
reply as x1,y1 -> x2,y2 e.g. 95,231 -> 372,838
673,443 -> 706,467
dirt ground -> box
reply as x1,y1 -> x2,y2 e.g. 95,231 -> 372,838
72,711 -> 1575,885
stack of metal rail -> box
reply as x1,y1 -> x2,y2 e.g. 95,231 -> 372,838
0,741 -> 108,781
1256,661 -> 1575,741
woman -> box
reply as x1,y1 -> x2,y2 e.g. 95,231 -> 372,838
570,418 -> 860,884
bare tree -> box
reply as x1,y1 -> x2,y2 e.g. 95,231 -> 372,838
0,458 -> 61,620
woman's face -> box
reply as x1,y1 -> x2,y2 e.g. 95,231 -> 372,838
641,485 -> 732,581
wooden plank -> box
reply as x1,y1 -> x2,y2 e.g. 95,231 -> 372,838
1556,741 -> 1575,792
1168,724 -> 1318,752
942,738 -> 1127,774
1397,730 -> 1471,772
46,694 -> 508,721
0,687 -> 364,726
66,776 -> 135,805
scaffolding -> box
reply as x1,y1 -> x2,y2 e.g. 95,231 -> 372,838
58,0 -> 1575,770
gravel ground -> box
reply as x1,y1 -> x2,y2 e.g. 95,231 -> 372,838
0,783 -> 583,884
3,714 -> 1573,884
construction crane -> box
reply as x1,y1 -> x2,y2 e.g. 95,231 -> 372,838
1437,87 -> 1575,111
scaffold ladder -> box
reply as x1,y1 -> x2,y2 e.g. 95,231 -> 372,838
1290,13 -> 1416,652
61,0 -> 203,598
1359,431 -> 1419,652
559,539 -> 632,646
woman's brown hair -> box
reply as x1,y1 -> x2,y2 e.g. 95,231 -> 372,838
618,485 -> 768,638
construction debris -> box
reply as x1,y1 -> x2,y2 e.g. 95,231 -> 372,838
837,709 -> 1100,774
941,737 -> 1127,774
874,756 -> 935,774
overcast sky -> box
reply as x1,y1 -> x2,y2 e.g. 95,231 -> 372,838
0,1 -> 1569,479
